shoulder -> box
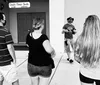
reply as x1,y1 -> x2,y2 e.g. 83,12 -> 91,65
42,34 -> 47,37
0,27 -> 8,32
26,32 -> 30,37
63,24 -> 69,28
26,33 -> 31,39
4,28 -> 11,35
63,24 -> 73,30
41,34 -> 49,40
40,34 -> 49,44
0,27 -> 11,36
2,27 -> 9,32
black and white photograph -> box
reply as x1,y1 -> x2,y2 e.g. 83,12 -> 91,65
0,0 -> 100,85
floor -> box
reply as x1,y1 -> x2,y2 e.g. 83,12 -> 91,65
3,51 -> 81,85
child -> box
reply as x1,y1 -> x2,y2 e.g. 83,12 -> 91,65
62,17 -> 76,63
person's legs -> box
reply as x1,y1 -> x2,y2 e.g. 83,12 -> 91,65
38,65 -> 52,85
69,54 -> 74,63
95,80 -> 100,85
27,63 -> 39,85
0,76 -> 4,85
27,63 -> 52,85
3,62 -> 19,85
64,40 -> 68,53
68,39 -> 74,63
70,38 -> 74,49
67,52 -> 70,60
65,39 -> 70,59
0,80 -> 3,85
30,76 -> 39,85
64,39 -> 73,63
66,46 -> 74,63
39,76 -> 49,85
69,39 -> 73,51
12,80 -> 19,85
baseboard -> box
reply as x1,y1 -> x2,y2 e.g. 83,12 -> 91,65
13,44 -> 28,50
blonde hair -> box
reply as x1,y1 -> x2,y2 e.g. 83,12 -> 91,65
32,18 -> 44,30
75,15 -> 100,68
28,18 -> 44,33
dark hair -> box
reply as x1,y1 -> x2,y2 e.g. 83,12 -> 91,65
67,17 -> 74,23
0,12 -> 4,20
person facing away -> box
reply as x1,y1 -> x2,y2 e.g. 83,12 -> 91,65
62,17 -> 76,63
74,15 -> 100,85
0,12 -> 19,85
26,17 -> 55,85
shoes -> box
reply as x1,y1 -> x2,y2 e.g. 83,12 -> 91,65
69,59 -> 74,63
67,58 -> 74,63
67,58 -> 70,61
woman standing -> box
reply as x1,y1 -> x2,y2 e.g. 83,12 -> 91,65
74,15 -> 100,85
26,18 -> 55,85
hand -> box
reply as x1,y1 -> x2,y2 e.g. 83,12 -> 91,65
62,31 -> 64,34
52,52 -> 56,58
51,50 -> 56,58
13,59 -> 16,64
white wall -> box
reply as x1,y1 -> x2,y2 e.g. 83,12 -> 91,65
65,0 -> 100,41
50,0 -> 100,53
49,0 -> 64,53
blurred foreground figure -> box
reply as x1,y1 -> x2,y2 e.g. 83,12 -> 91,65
0,12 -> 19,85
74,15 -> 100,85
